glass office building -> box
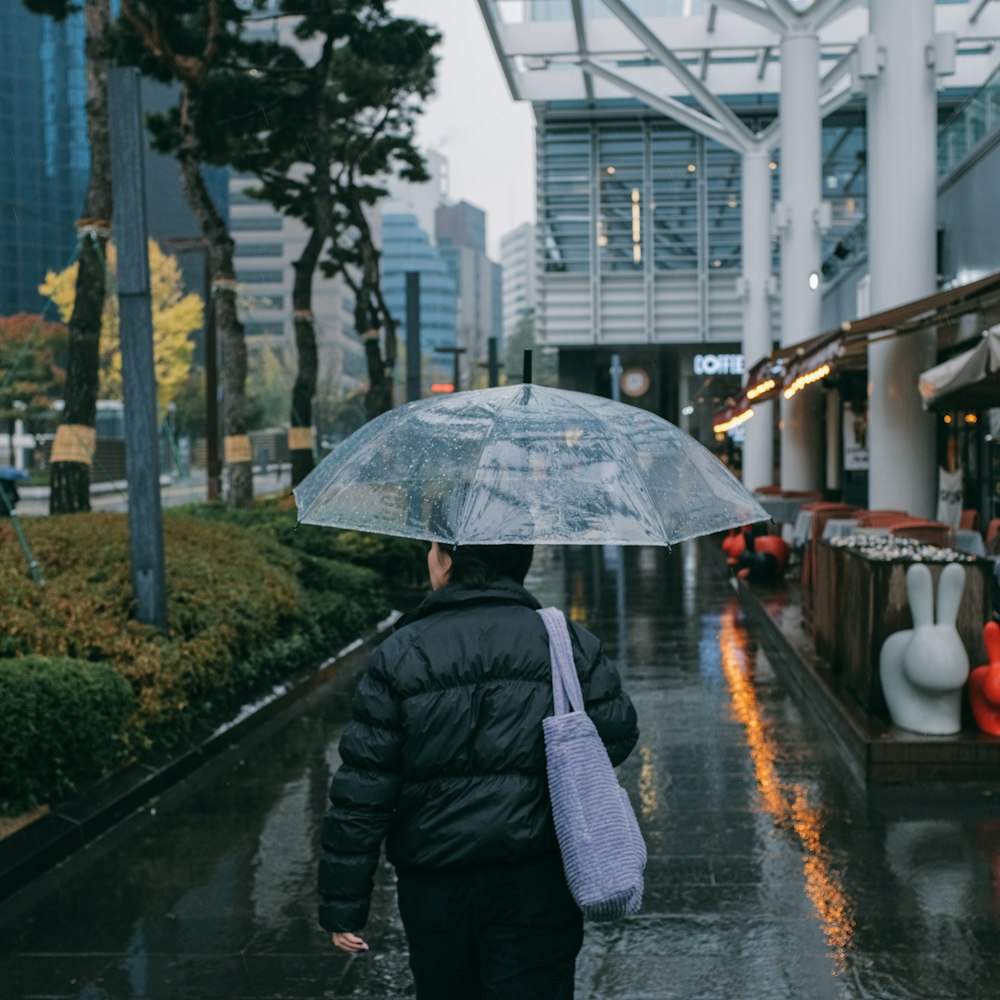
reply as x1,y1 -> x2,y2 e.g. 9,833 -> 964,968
381,213 -> 459,392
1,6 -> 90,315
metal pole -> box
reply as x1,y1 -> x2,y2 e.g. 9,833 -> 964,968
0,484 -> 43,584
610,353 -> 623,403
205,253 -> 221,501
487,336 -> 499,387
406,271 -> 421,402
523,349 -> 533,384
108,66 -> 167,633
778,30 -> 824,492
866,0 -> 937,517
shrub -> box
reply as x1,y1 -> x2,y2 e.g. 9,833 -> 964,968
0,656 -> 135,813
0,502 -> 420,814
170,498 -> 428,587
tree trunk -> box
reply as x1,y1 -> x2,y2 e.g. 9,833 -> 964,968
352,197 -> 395,422
290,228 -> 324,486
176,90 -> 253,508
50,0 -> 112,515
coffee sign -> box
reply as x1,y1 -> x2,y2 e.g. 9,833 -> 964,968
693,354 -> 744,376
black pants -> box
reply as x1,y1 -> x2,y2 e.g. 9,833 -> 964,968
396,853 -> 583,1000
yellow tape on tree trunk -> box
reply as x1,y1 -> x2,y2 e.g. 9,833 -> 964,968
224,434 -> 252,464
288,426 -> 314,450
50,424 -> 97,465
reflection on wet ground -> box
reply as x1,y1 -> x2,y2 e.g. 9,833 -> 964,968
2,540 -> 999,999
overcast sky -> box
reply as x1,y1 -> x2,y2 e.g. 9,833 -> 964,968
391,0 -> 535,258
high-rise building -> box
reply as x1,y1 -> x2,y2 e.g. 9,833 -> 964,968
500,222 -> 538,344
1,6 -> 90,315
381,212 -> 458,393
385,149 -> 450,243
1,6 -> 226,340
436,200 -> 503,388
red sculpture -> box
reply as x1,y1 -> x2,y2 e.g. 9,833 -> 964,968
970,621 -> 1000,737
721,528 -> 748,566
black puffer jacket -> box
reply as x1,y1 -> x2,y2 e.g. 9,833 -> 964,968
318,577 -> 639,933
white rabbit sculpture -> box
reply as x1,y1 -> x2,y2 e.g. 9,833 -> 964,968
879,562 -> 970,735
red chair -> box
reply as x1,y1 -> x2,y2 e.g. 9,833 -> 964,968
889,520 -> 957,550
987,518 -> 1000,553
721,527 -> 749,566
856,510 -> 910,527
753,535 -> 790,577
960,509 -> 980,532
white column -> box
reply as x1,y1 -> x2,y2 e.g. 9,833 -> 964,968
867,0 -> 938,518
778,28 -> 824,492
741,148 -> 774,491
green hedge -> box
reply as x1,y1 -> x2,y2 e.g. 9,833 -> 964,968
1,502 -> 425,814
0,656 -> 135,814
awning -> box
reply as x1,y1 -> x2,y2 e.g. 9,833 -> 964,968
919,325 -> 1000,410
715,269 -> 1000,428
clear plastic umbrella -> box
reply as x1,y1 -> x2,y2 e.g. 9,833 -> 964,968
294,384 -> 769,546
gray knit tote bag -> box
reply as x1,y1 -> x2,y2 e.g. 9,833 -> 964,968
538,607 -> 646,921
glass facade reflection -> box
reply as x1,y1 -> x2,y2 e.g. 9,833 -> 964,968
1,5 -> 90,314
539,118 -> 787,276
381,213 -> 458,390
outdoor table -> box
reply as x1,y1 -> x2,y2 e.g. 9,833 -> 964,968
957,528 -> 987,558
820,517 -> 860,541
812,541 -> 991,713
792,509 -> 813,547
755,494 -> 808,525
826,522 -> 987,558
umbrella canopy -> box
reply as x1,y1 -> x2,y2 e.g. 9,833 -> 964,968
294,384 -> 769,546
919,326 -> 1000,410
0,466 -> 29,482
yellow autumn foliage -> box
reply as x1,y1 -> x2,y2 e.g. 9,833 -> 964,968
39,240 -> 202,416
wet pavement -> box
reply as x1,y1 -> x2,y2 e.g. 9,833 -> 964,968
2,540 -> 1000,999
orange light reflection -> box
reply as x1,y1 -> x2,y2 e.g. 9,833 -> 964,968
718,607 -> 856,971
638,744 -> 658,820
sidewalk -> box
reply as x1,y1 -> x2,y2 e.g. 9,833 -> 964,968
15,465 -> 294,516
2,541 -> 999,999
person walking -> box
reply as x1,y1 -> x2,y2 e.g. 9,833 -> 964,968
318,541 -> 639,999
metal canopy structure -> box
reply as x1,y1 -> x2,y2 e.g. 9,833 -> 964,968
478,1 -> 1000,133
479,0 -> 1000,509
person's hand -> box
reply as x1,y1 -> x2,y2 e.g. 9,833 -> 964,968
331,931 -> 369,954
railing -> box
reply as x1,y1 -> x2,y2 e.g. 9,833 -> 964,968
938,60 -> 1000,177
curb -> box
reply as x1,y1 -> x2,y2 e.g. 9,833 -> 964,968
0,614 -> 398,904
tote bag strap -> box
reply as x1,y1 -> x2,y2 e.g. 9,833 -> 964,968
538,607 -> 585,716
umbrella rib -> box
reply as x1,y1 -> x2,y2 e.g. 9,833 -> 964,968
452,392 -> 516,544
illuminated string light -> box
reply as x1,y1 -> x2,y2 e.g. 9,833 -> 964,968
783,364 -> 831,399
746,378 -> 776,400
713,408 -> 755,434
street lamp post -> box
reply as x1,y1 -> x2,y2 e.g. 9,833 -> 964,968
435,345 -> 467,393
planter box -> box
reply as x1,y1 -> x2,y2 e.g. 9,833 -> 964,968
812,543 -> 992,713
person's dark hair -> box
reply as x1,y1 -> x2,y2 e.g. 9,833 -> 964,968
438,543 -> 534,588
